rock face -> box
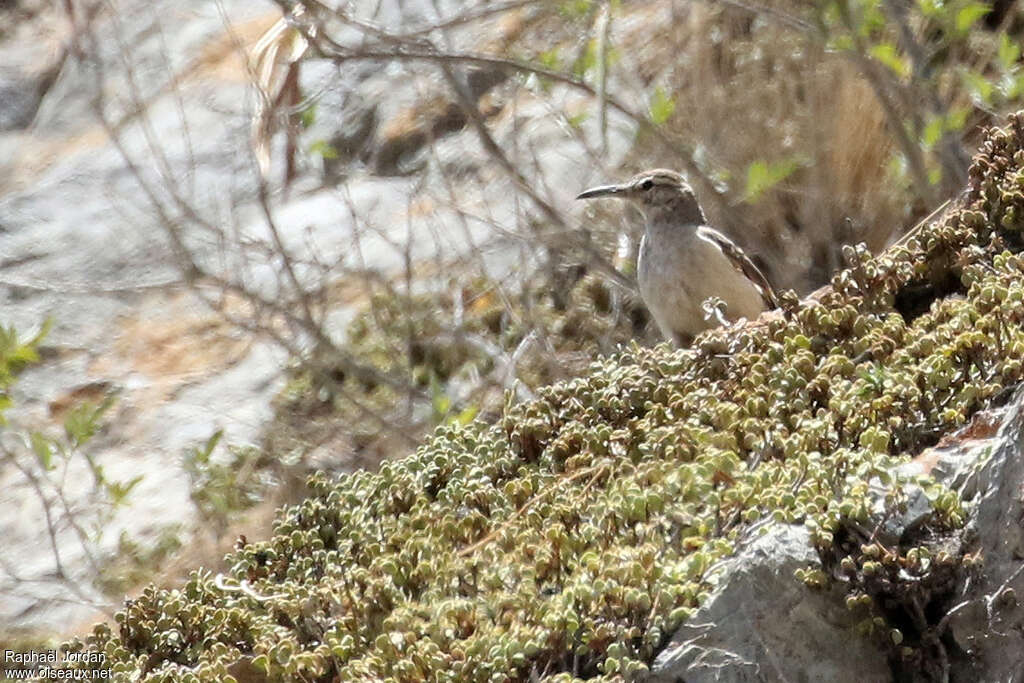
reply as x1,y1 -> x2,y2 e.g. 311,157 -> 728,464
0,0 -> 290,633
943,387 -> 1024,681
649,524 -> 891,683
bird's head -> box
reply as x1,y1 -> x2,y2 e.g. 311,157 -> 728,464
576,169 -> 704,224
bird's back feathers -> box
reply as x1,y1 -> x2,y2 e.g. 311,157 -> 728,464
696,226 -> 778,309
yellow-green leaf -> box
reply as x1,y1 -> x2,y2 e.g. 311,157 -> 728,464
648,87 -> 676,126
870,43 -> 910,78
31,431 -> 53,470
742,158 -> 801,202
922,115 -> 944,147
955,3 -> 990,33
309,140 -> 338,160
998,33 -> 1020,69
961,68 -> 994,105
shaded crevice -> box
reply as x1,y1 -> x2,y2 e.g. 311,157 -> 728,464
893,267 -> 965,324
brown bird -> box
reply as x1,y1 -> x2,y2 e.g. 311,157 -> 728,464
577,169 -> 777,345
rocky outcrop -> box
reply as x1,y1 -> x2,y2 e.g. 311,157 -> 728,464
650,524 -> 891,683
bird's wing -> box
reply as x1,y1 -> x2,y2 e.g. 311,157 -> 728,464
696,226 -> 778,308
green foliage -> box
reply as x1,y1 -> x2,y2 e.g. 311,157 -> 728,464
0,325 -> 121,496
869,42 -> 909,78
58,115 -> 1024,680
812,0 -> 1021,198
536,47 -> 561,71
962,67 -> 996,106
429,373 -> 479,427
565,110 -> 589,129
184,431 -> 276,537
97,527 -> 185,595
921,109 -> 969,149
268,275 -> 645,463
953,2 -> 990,35
308,140 -> 338,160
997,33 -> 1020,70
742,157 -> 802,203
572,38 -> 599,79
557,0 -> 595,20
0,318 -> 51,422
0,320 -> 147,608
63,394 -> 115,449
299,103 -> 316,129
648,87 -> 676,126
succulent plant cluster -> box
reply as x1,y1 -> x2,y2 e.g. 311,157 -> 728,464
58,114 -> 1024,681
269,271 -> 649,461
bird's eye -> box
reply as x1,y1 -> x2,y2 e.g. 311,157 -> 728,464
640,179 -> 654,190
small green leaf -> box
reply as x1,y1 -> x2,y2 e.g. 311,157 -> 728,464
922,115 -> 944,147
429,373 -> 451,419
955,3 -> 990,33
309,140 -> 338,160
870,43 -> 909,78
947,106 -> 969,132
299,104 -> 316,129
64,396 -> 115,447
826,34 -> 855,52
572,39 -> 598,78
450,405 -> 479,427
31,431 -> 54,470
859,2 -> 887,37
1009,73 -> 1024,100
106,475 -> 144,506
252,655 -> 269,673
8,342 -> 39,367
89,462 -> 106,486
917,0 -> 942,19
536,48 -> 561,70
648,87 -> 676,125
190,430 -> 223,466
28,317 -> 54,348
566,111 -> 588,129
742,158 -> 801,202
961,68 -> 994,105
998,33 -> 1020,69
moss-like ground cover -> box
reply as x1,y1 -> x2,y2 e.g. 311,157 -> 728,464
56,114 -> 1024,681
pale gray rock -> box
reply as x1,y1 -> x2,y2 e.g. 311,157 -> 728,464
649,524 -> 891,683
943,387 -> 1024,681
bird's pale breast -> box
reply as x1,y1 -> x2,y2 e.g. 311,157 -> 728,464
638,224 -> 765,341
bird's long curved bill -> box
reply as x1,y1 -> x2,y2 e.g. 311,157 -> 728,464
576,183 -> 627,199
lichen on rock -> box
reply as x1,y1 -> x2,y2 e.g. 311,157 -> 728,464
60,113 -> 1024,681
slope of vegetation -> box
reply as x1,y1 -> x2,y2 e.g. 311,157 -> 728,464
53,115 -> 1024,681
